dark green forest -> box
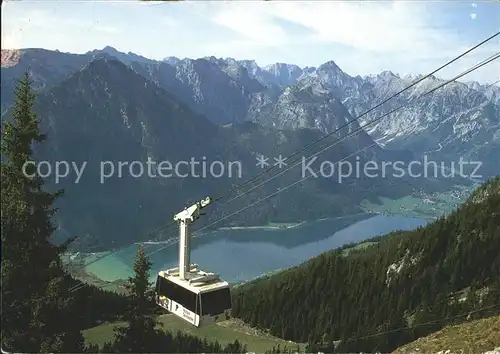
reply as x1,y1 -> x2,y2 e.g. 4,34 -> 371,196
232,176 -> 500,352
0,73 -> 247,353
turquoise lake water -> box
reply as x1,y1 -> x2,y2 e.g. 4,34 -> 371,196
84,214 -> 428,283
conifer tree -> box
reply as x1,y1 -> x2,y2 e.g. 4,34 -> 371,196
112,246 -> 158,352
1,72 -> 84,352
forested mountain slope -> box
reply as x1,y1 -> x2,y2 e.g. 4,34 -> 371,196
232,177 -> 500,352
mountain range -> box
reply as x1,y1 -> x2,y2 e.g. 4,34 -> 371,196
1,46 -> 497,250
3,46 -> 498,163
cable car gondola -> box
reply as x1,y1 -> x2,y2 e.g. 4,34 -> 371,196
155,266 -> 232,327
155,197 -> 232,327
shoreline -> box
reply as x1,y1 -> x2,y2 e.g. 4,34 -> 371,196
64,190 -> 471,290
63,257 -> 128,293
68,210 -> 425,259
218,221 -> 305,231
216,212 -> 379,231
67,211 -> 428,287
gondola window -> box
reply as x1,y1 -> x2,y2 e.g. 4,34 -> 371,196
156,276 -> 197,313
200,288 -> 232,315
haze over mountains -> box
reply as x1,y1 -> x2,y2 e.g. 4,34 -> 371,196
1,46 -> 498,250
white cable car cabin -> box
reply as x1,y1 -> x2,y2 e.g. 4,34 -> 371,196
155,266 -> 232,327
155,197 -> 232,327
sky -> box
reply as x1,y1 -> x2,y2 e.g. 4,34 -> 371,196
2,0 -> 500,84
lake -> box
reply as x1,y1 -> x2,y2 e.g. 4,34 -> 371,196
84,213 -> 428,283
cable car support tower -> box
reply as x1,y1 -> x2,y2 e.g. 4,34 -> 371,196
173,197 -> 219,283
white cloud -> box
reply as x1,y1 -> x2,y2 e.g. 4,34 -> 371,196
63,17 -> 122,34
95,25 -> 120,34
1,31 -> 21,49
16,9 -> 53,28
201,1 -> 500,83
1,8 -> 51,49
160,15 -> 178,27
1,1 -> 498,83
212,3 -> 288,46
470,13 -> 477,20
471,3 -> 478,8
3,7 -> 122,37
208,1 -> 466,60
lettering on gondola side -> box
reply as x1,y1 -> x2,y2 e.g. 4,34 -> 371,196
182,308 -> 194,322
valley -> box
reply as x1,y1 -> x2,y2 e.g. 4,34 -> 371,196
64,183 -> 473,286
360,183 -> 475,218
1,4 -> 499,351
70,213 -> 426,284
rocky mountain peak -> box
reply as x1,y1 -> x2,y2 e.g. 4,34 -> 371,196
317,60 -> 343,73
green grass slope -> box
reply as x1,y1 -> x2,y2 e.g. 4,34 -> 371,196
83,314 -> 304,353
